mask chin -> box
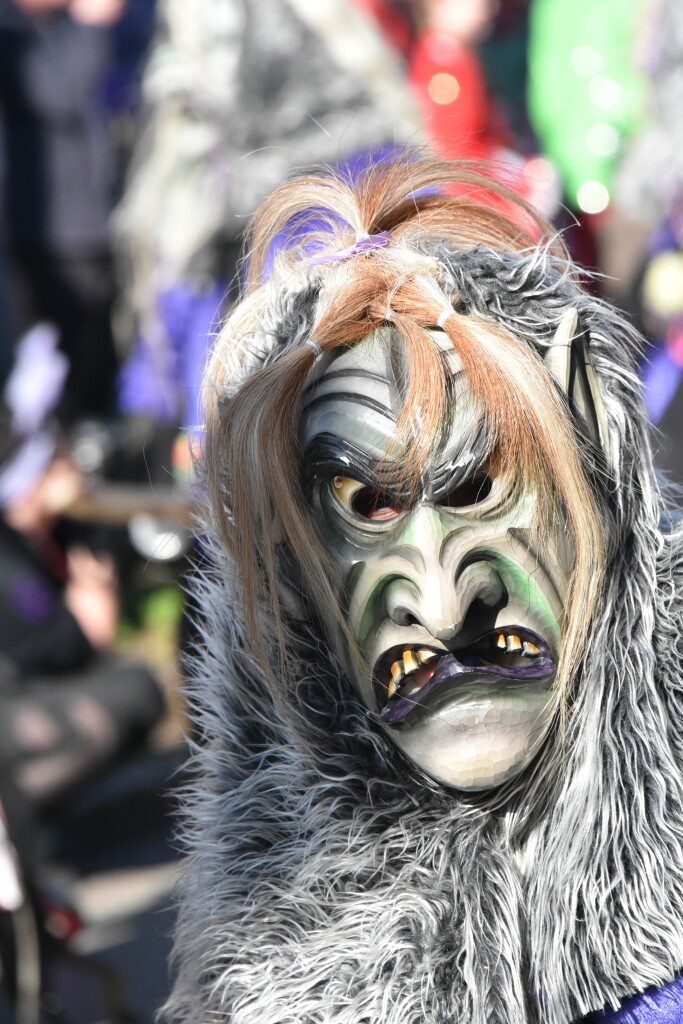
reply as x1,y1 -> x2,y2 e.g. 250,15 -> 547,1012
392,689 -> 555,791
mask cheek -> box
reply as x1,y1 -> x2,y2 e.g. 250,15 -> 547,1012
343,561 -> 399,706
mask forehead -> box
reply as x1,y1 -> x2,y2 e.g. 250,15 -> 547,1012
301,328 -> 480,488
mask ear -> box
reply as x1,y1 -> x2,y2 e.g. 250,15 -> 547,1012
543,307 -> 610,463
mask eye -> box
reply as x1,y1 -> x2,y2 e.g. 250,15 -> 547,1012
440,472 -> 492,509
331,475 -> 404,522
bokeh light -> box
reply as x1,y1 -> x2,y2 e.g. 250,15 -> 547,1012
427,73 -> 460,105
642,252 -> 683,319
577,180 -> 610,214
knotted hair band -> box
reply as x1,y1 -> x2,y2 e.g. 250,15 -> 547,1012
309,231 -> 391,266
304,338 -> 322,357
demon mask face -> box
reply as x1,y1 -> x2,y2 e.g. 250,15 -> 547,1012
301,329 -> 572,789
299,308 -> 607,792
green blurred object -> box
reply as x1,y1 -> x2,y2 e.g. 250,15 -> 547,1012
527,0 -> 647,210
118,582 -> 184,637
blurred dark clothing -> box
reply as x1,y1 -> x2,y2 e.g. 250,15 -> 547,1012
0,517 -> 165,807
0,660 -> 165,806
0,518 -> 92,676
0,0 -> 119,423
0,2 -> 112,253
108,0 -> 157,117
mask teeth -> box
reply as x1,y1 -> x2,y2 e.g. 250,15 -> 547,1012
388,660 -> 403,697
403,650 -> 419,675
497,632 -> 540,656
386,633 -> 543,700
390,660 -> 404,685
388,647 -> 440,696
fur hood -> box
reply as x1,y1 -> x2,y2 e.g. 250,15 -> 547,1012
166,244 -> 683,1024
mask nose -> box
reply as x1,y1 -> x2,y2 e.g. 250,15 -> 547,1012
382,506 -> 506,643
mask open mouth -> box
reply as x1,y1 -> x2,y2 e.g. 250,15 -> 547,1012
374,627 -> 556,726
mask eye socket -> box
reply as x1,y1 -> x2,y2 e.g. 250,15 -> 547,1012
331,475 -> 404,522
440,471 -> 493,509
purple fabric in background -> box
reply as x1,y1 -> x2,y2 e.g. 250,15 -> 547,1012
641,344 -> 683,424
117,281 -> 226,428
639,212 -> 683,426
587,974 -> 683,1023
9,575 -> 56,624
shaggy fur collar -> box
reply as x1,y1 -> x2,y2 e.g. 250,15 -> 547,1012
166,249 -> 683,1024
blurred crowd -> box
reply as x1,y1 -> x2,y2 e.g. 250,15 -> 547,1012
1,0 -> 682,1019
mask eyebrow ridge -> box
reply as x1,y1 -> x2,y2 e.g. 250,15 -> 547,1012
428,420 -> 492,500
301,367 -> 391,399
301,391 -> 397,422
302,433 -> 410,497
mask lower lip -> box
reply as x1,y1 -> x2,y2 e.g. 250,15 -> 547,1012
374,628 -> 556,726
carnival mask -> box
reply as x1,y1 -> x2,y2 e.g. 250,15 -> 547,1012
301,319 -> 602,791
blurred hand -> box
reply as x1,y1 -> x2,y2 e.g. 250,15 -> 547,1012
4,456 -> 84,536
68,0 -> 126,25
39,456 -> 85,519
65,547 -> 119,649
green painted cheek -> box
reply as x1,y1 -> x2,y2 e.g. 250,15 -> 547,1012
352,569 -> 394,649
489,555 -> 562,649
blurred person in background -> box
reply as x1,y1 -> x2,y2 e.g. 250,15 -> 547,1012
359,0 -> 560,220
615,0 -> 683,234
609,0 -> 683,488
113,0 -> 422,470
408,0 -> 515,161
0,325 -> 165,818
0,0 -> 127,425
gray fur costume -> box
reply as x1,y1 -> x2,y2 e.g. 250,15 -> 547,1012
167,245 -> 683,1024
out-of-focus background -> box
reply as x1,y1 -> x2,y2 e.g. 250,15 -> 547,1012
0,0 -> 680,1020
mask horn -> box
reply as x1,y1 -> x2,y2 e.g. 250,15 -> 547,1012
544,307 -> 610,463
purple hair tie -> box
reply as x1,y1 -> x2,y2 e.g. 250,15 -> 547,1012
310,231 -> 391,266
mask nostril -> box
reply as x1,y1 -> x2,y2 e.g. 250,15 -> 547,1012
392,608 -> 421,628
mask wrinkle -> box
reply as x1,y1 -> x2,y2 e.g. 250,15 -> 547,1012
384,543 -> 426,575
